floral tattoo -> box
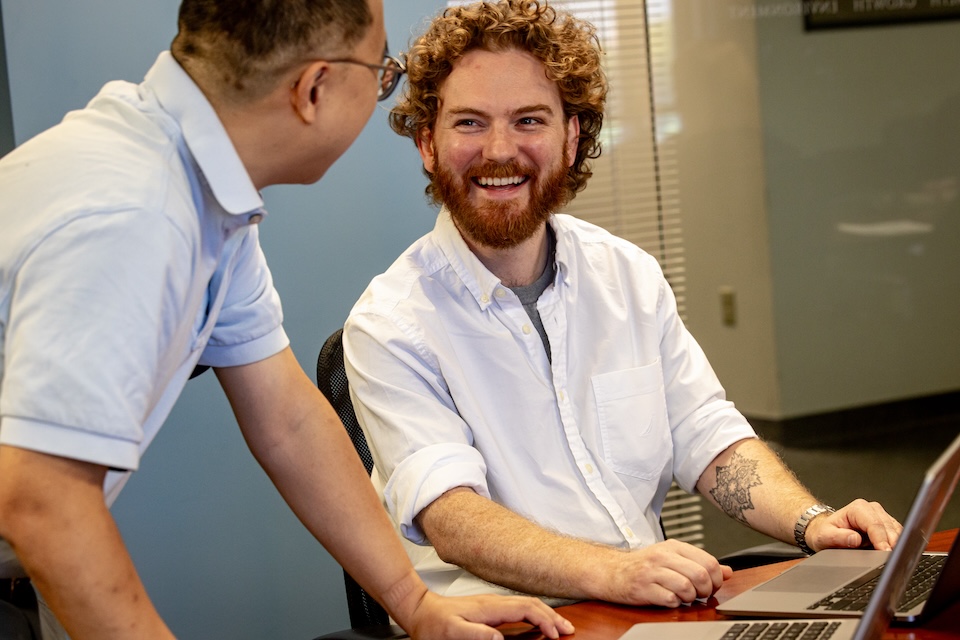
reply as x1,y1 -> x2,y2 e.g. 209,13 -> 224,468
710,452 -> 762,524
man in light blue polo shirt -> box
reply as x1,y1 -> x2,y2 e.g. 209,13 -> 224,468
0,1 -> 572,639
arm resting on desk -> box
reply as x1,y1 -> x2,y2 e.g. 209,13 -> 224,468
418,486 -> 731,607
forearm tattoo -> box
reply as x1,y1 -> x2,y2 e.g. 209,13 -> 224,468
710,452 -> 762,524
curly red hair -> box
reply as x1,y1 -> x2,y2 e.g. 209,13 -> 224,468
390,0 -> 607,203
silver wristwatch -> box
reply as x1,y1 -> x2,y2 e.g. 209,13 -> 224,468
794,504 -> 835,555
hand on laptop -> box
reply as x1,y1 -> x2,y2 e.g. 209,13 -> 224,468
806,499 -> 903,552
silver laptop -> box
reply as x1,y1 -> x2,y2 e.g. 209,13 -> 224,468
619,618 -> 861,640
714,430 -> 960,623
618,430 -> 960,640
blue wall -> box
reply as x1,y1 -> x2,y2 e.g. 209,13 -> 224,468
1,0 -> 442,636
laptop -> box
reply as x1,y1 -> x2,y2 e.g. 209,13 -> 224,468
617,430 -> 960,640
715,430 -> 960,623
619,618 -> 861,640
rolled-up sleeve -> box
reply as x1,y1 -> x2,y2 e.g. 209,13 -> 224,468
386,444 -> 489,543
345,310 -> 491,544
655,273 -> 757,492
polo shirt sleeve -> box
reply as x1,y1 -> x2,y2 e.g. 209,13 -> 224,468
1,210 -> 197,470
198,225 -> 287,368
344,312 -> 490,545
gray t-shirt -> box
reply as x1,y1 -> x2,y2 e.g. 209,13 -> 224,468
509,228 -> 557,362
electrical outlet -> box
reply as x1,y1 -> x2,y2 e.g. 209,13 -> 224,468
719,287 -> 736,327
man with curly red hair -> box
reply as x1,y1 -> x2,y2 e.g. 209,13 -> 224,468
344,0 -> 901,607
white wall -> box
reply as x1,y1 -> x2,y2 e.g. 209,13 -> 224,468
670,0 -> 960,420
756,2 -> 960,416
670,0 -> 783,418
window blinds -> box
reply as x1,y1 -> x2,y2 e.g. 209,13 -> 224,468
553,0 -> 686,317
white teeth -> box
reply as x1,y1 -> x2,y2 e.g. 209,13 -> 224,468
478,176 -> 524,187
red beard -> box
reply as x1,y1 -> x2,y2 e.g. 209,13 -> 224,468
432,153 -> 570,249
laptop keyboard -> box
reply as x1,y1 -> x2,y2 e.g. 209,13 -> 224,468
807,553 -> 946,613
720,621 -> 844,639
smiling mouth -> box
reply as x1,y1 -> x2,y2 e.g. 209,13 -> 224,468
473,175 -> 529,189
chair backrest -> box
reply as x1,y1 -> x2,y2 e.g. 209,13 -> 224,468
317,328 -> 389,628
661,482 -> 706,548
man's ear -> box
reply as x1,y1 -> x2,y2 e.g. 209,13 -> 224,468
565,114 -> 581,168
290,61 -> 331,124
416,127 -> 436,173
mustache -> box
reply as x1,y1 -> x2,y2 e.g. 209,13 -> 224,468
467,162 -> 536,179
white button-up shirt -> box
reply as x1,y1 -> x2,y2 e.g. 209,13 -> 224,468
344,209 -> 755,596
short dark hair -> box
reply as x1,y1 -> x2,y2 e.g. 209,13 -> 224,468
390,0 -> 606,202
172,0 -> 372,103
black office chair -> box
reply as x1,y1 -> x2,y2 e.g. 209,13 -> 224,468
315,328 -> 406,637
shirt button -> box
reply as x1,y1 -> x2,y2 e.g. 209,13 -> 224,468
625,527 -> 635,538
495,288 -> 506,298
481,293 -> 490,304
584,463 -> 594,474
522,324 -> 532,335
248,213 -> 264,225
558,390 -> 566,402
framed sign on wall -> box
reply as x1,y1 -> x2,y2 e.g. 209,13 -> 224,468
802,0 -> 960,30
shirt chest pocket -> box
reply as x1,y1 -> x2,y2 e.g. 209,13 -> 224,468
592,360 -> 671,480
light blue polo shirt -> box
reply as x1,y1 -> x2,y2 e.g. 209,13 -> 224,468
0,52 -> 288,506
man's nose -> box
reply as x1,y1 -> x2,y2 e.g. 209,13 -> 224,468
482,125 -> 519,163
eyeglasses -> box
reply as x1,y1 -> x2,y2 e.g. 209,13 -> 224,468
328,49 -> 406,101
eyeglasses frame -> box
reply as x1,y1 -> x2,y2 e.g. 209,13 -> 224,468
326,49 -> 407,101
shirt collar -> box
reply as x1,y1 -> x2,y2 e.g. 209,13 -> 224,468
433,208 -> 570,310
547,215 -> 572,286
143,52 -> 264,216
433,208 -> 502,311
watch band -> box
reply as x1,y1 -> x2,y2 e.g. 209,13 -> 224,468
794,503 -> 835,555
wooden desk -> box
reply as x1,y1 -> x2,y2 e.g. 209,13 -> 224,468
503,530 -> 960,639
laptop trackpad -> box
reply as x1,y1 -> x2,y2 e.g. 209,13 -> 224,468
754,566 -> 867,593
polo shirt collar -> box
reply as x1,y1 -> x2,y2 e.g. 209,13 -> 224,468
143,52 -> 263,216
